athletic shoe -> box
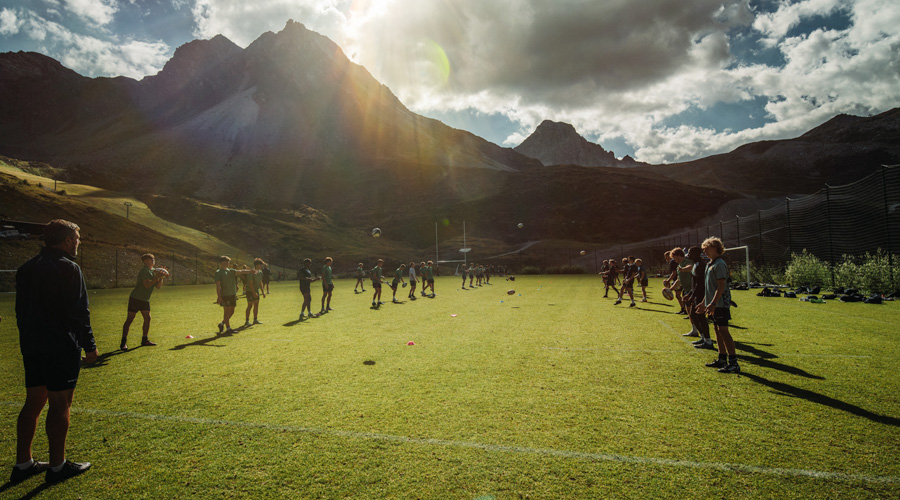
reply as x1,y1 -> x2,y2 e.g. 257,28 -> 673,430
299,314 -> 306,320
45,460 -> 91,484
140,338 -> 157,347
253,320 -> 263,325
694,341 -> 716,350
243,321 -> 251,327
218,322 -> 224,334
430,294 -> 436,298
309,313 -> 319,318
327,307 -> 334,311
641,298 -> 648,302
603,294 -> 608,298
614,299 -> 622,305
392,298 -> 400,303
410,296 -> 416,300
362,289 -> 366,292
682,331 -> 699,337
379,301 -> 385,305
691,338 -> 706,345
10,460 -> 49,484
629,303 -> 636,307
684,316 -> 692,319
225,328 -> 237,334
319,310 -> 326,315
120,339 -> 128,351
421,291 -> 427,297
718,362 -> 741,374
705,358 -> 727,368
372,302 -> 377,308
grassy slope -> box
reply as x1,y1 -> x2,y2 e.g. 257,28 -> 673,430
0,276 -> 897,498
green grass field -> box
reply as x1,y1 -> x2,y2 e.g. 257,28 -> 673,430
1,276 -> 898,499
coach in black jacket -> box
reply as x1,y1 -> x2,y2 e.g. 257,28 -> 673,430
11,219 -> 98,485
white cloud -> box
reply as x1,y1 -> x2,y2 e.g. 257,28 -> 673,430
62,0 -> 118,27
14,9 -> 170,79
0,8 -> 20,36
190,0 -> 347,46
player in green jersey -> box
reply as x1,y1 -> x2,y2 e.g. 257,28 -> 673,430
320,257 -> 335,314
121,253 -> 167,350
243,258 -> 267,326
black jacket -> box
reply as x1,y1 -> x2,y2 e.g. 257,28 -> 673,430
16,247 -> 96,355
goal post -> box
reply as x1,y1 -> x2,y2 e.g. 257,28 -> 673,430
724,245 -> 750,286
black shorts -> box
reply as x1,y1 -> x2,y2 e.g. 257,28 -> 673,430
427,279 -> 434,284
712,307 -> 731,326
246,293 -> 259,303
23,350 -> 82,391
299,286 -> 311,296
606,277 -> 617,286
640,278 -> 648,287
372,281 -> 382,289
390,279 -> 399,289
221,295 -> 237,307
127,297 -> 150,312
261,278 -> 270,284
322,283 -> 334,292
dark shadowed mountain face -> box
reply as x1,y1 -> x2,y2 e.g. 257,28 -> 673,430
514,120 -> 645,168
643,108 -> 900,196
0,20 -> 541,205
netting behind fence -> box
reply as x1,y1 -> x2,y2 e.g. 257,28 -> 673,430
584,164 -> 900,286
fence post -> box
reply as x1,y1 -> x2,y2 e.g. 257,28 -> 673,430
785,198 -> 793,257
757,211 -> 764,265
736,215 -> 741,246
115,248 -> 118,289
719,220 -> 724,242
882,165 -> 895,290
825,185 -> 836,286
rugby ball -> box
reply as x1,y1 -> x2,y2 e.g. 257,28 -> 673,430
579,250 -> 586,256
371,227 -> 382,238
507,289 -> 515,295
517,222 -> 524,229
662,288 -> 674,301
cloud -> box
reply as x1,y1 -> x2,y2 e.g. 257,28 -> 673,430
190,0 -> 347,47
62,0 -> 118,27
0,8 -> 20,36
15,9 -> 170,79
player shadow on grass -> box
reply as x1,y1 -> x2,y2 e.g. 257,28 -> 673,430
0,480 -> 49,499
82,347 -> 140,369
734,341 -> 825,379
169,330 -> 236,350
741,372 -> 900,427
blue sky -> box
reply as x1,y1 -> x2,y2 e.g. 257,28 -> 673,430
1,0 -> 898,163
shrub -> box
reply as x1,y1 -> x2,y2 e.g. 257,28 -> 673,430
858,249 -> 895,295
749,262 -> 785,285
784,250 -> 830,289
521,266 -> 542,275
832,256 -> 861,291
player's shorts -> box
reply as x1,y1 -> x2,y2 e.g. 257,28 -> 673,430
390,279 -> 400,289
372,281 -> 382,289
322,283 -> 334,292
640,278 -> 648,287
622,278 -> 634,289
299,285 -> 311,295
711,307 -> 731,326
22,349 -> 82,391
605,276 -> 617,286
246,293 -> 259,303
261,277 -> 270,284
673,283 -> 683,292
221,295 -> 237,307
427,279 -> 434,284
127,297 -> 150,312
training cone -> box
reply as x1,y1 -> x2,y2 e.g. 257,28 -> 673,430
185,335 -> 194,339
407,341 -> 416,346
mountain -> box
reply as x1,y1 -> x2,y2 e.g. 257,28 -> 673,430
644,108 -> 900,196
0,20 -> 541,204
514,120 -> 644,168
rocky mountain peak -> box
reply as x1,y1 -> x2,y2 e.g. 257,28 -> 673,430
514,120 -> 639,168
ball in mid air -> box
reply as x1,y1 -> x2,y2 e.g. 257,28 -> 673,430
507,289 -> 515,295
579,250 -> 586,256
371,227 -> 382,238
517,223 -> 524,229
662,288 -> 674,301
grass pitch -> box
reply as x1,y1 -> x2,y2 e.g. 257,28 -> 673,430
1,276 -> 899,499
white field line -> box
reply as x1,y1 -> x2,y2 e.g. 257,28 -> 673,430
0,401 -> 896,485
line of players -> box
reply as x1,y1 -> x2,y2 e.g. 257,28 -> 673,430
597,237 -> 739,374
352,259 -> 438,309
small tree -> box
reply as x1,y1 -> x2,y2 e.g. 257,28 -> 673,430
859,249 -> 894,295
784,250 -> 830,289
